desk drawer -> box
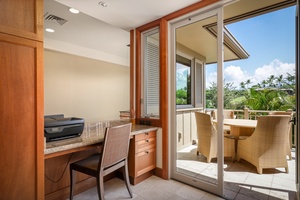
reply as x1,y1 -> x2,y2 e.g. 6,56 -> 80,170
135,137 -> 156,153
135,131 -> 156,141
135,147 -> 156,177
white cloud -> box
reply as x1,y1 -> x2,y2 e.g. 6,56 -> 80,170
253,59 -> 295,84
206,71 -> 217,87
206,59 -> 295,88
224,65 -> 251,87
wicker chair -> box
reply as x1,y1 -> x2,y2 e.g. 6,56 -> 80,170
195,112 -> 235,163
212,110 -> 235,120
69,123 -> 133,200
268,111 -> 293,160
211,110 -> 234,134
237,115 -> 291,174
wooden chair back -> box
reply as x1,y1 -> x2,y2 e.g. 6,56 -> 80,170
100,123 -> 132,169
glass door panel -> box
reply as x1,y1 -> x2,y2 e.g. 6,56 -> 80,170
171,7 -> 225,196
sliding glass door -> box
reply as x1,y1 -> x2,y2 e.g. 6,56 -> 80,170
170,6 -> 226,197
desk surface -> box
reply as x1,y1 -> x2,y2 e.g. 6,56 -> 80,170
44,123 -> 158,158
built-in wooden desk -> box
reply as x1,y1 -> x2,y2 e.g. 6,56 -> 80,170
44,122 -> 158,200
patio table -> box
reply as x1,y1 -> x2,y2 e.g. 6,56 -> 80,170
223,119 -> 257,138
213,119 -> 257,160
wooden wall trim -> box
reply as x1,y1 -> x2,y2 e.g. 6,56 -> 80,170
164,0 -> 219,21
36,41 -> 45,200
130,29 -> 135,119
159,18 -> 169,179
135,29 -> 141,120
36,0 -> 44,41
136,19 -> 161,32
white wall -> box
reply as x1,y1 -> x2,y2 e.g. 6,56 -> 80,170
44,50 -> 130,122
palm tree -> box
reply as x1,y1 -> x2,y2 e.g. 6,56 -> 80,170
276,75 -> 284,88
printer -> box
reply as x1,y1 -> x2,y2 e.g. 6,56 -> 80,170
44,114 -> 85,142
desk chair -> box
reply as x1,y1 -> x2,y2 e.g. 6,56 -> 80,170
69,123 -> 133,200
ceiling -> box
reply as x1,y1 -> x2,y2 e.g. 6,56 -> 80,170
44,0 -> 296,66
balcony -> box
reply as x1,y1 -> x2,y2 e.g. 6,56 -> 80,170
176,108 -> 296,199
176,108 -> 295,150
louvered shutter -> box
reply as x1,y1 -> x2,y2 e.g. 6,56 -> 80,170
144,39 -> 160,117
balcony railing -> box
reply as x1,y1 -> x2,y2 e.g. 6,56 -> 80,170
176,108 -> 295,150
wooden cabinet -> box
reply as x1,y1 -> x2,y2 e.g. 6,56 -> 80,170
128,131 -> 156,185
0,1 -> 44,199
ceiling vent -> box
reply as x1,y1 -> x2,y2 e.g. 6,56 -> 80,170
44,12 -> 68,26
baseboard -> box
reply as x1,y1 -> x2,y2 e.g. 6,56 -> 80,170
129,170 -> 154,185
45,173 -> 116,200
154,167 -> 163,178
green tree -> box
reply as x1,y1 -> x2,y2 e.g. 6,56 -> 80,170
245,88 -> 284,110
205,73 -> 295,111
205,81 -> 241,109
176,89 -> 187,104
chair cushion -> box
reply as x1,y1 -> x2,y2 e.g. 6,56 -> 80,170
70,153 -> 100,176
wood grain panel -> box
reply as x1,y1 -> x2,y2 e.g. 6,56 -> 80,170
128,132 -> 156,184
44,148 -> 99,196
159,18 -> 169,179
130,30 -> 135,119
135,29 -> 141,119
135,148 -> 156,177
0,33 -> 44,200
0,0 -> 44,41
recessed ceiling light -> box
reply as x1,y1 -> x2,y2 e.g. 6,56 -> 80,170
45,28 -> 55,33
98,1 -> 107,7
69,8 -> 79,14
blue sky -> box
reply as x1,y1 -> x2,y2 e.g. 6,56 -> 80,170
206,6 -> 296,88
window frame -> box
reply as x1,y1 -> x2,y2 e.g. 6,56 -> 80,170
176,52 -> 204,109
141,27 -> 160,118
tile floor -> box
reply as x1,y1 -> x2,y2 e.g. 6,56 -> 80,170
70,145 -> 297,200
177,145 -> 297,200
70,175 -> 224,200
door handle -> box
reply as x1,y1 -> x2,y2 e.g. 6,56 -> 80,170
290,117 -> 296,125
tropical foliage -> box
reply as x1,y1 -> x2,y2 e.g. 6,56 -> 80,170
205,73 -> 295,111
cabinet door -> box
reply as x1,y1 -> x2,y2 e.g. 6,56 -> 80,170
0,0 -> 44,199
0,0 -> 43,41
0,33 -> 44,200
135,148 -> 156,177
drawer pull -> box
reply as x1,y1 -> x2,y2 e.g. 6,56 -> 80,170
145,151 -> 149,154
145,132 -> 149,136
146,139 -> 149,143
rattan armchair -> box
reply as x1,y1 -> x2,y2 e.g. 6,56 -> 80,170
211,110 -> 234,134
195,112 -> 235,163
268,111 -> 293,160
237,115 -> 291,174
69,123 -> 133,200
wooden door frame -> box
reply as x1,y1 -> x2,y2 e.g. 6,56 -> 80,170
130,0 -> 219,180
